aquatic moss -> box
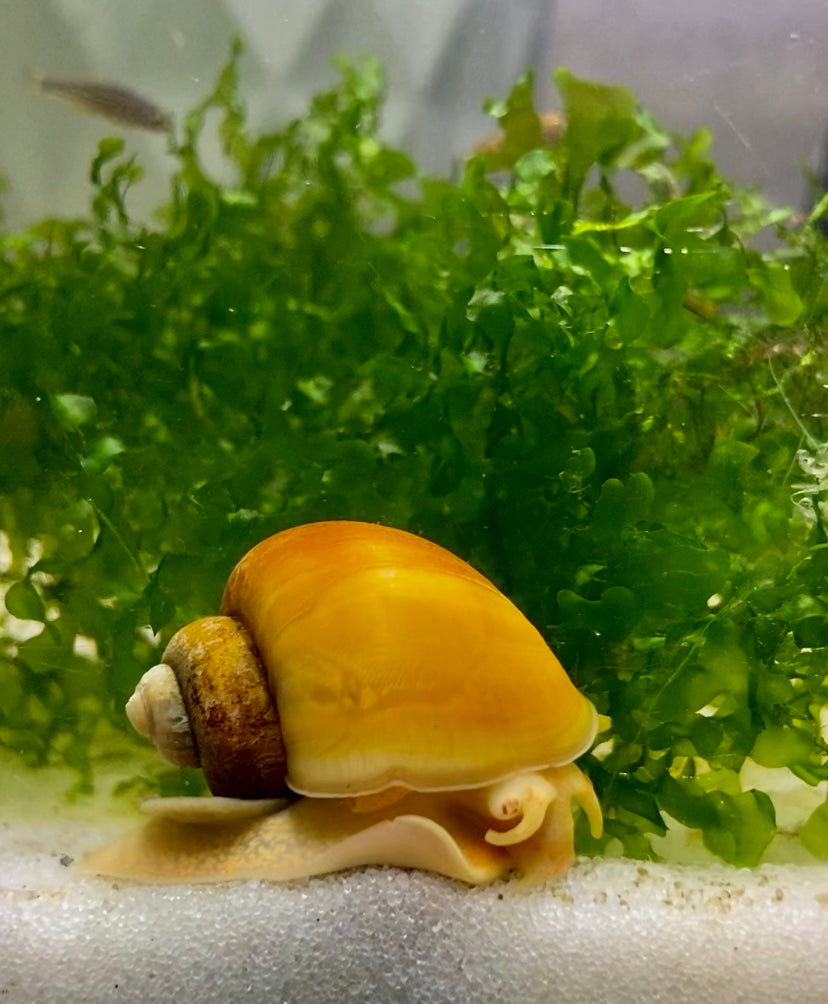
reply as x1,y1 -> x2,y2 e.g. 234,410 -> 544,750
1,41 -> 827,864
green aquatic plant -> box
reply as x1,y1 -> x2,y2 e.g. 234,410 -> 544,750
1,41 -> 826,865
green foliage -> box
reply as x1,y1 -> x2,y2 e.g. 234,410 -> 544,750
1,48 -> 827,862
801,799 -> 828,859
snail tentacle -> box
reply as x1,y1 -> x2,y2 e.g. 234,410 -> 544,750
482,772 -> 557,847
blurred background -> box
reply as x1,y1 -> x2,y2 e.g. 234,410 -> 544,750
1,0 -> 826,229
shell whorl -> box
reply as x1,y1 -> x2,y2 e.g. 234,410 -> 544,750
126,662 -> 199,768
137,615 -> 291,799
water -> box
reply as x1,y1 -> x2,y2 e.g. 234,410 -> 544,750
1,0 -> 826,872
2,1 -> 826,229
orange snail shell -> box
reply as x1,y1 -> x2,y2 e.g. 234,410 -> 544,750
86,521 -> 602,885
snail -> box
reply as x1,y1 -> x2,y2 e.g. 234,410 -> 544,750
84,521 -> 602,885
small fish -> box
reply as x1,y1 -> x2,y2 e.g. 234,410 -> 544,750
31,73 -> 171,132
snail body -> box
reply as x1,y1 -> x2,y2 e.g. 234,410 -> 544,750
86,521 -> 601,885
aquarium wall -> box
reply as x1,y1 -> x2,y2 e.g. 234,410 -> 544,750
1,1 -> 828,1002
1,0 -> 826,228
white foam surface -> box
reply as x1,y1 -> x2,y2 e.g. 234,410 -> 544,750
1,817 -> 827,1004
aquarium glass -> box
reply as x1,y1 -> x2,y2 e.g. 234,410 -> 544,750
1,0 -> 827,867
